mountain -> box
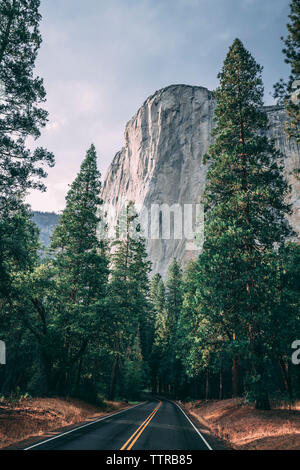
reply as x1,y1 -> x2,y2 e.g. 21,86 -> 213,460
101,84 -> 300,278
32,211 -> 60,247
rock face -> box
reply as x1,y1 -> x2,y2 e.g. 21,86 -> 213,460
101,84 -> 300,279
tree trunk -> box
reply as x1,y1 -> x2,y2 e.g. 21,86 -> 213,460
205,370 -> 209,400
108,355 -> 118,401
232,356 -> 239,397
40,351 -> 52,396
278,357 -> 294,399
75,356 -> 83,396
253,353 -> 271,410
219,366 -> 223,400
255,392 -> 271,410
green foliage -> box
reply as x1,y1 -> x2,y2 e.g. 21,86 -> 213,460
196,39 -> 295,409
122,332 -> 146,401
150,273 -> 167,392
152,260 -> 185,396
0,0 -> 54,202
0,1 -> 54,396
107,202 -> 151,399
274,0 -> 300,143
49,144 -> 109,395
0,204 -> 42,394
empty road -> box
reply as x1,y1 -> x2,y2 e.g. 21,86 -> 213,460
23,398 -> 213,450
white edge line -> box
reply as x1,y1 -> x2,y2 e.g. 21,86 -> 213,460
175,402 -> 213,450
23,402 -> 145,450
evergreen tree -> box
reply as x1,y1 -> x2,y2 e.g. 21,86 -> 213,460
150,274 -> 165,314
270,243 -> 300,399
50,144 -> 109,395
123,330 -> 145,401
150,274 -> 167,355
200,39 -> 293,409
0,2 -> 54,388
0,0 -> 54,202
150,273 -> 167,393
176,261 -> 209,380
0,204 -> 42,394
274,0 -> 300,143
162,259 -> 183,396
165,259 -> 183,334
108,202 -> 151,400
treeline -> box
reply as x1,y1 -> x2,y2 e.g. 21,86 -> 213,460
0,0 -> 150,404
150,250 -> 300,408
0,0 -> 299,410
0,142 -> 152,402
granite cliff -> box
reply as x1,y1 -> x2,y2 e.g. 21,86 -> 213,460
101,84 -> 300,278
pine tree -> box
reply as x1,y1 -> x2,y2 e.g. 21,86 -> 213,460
0,204 -> 42,394
200,39 -> 293,409
166,259 -> 183,333
270,243 -> 300,399
0,0 -> 54,348
50,144 -> 109,395
274,0 -> 300,143
176,261 -> 208,379
123,330 -> 145,401
0,0 -> 54,203
178,259 -> 237,400
150,274 -> 165,314
162,259 -> 183,396
108,202 -> 151,400
150,274 -> 167,356
150,273 -> 167,393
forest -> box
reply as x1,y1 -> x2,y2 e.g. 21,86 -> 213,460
0,0 -> 299,413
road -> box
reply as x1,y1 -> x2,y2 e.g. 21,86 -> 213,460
24,398 -> 213,450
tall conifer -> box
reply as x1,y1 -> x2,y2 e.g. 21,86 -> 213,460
199,39 -> 293,409
50,144 -> 108,394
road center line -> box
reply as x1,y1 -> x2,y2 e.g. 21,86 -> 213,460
120,401 -> 161,450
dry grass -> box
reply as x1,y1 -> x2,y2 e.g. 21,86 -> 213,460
183,399 -> 300,450
0,397 -> 131,449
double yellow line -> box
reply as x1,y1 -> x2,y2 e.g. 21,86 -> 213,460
120,401 -> 162,450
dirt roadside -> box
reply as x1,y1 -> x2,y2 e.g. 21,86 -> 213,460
0,396 -> 133,449
182,398 -> 300,450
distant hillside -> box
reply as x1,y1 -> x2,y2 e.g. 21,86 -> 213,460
32,211 -> 60,247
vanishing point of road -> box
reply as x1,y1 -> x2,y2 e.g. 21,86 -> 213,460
23,398 -> 214,450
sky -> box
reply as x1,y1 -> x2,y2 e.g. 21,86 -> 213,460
26,0 -> 291,212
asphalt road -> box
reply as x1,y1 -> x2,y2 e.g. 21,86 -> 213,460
23,399 -> 213,450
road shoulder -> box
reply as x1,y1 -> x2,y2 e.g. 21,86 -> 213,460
175,400 -> 232,450
181,399 -> 300,450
